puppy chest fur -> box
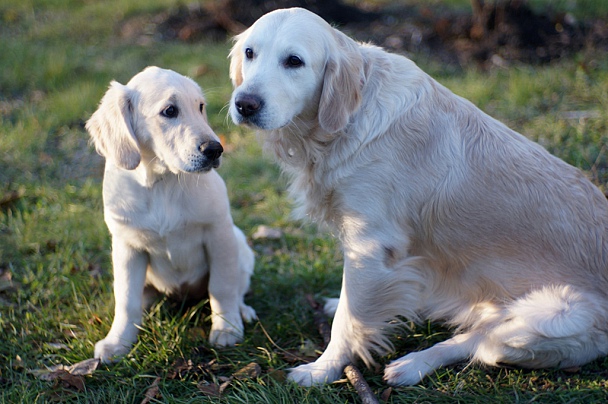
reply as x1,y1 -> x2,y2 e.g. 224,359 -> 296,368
103,168 -> 228,295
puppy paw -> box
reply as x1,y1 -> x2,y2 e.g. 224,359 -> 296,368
323,298 -> 340,318
94,338 -> 132,364
384,351 -> 434,386
240,303 -> 257,323
288,361 -> 344,386
209,326 -> 243,347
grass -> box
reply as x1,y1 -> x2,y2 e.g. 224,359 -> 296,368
1,0 -> 608,402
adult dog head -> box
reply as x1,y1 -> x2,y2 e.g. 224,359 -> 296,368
229,7 -> 363,135
87,66 -> 223,175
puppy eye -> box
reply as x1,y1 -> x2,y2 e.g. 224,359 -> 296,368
245,48 -> 254,59
285,55 -> 304,68
161,105 -> 178,118
199,103 -> 204,114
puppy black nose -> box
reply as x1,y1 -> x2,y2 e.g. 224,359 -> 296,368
235,94 -> 262,117
200,141 -> 223,160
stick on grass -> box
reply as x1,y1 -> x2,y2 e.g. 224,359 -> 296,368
305,294 -> 379,404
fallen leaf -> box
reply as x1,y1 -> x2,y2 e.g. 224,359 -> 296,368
31,358 -> 99,383
37,369 -> 64,380
68,358 -> 100,375
197,381 -> 221,397
252,225 -> 282,240
141,377 -> 161,404
219,379 -> 232,394
45,342 -> 70,351
59,372 -> 85,391
167,358 -> 195,380
233,362 -> 262,380
380,387 -> 393,402
40,370 -> 85,392
28,364 -> 66,378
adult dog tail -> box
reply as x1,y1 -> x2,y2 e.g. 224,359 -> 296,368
474,285 -> 608,369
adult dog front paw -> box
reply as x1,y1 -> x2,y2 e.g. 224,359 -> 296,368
288,361 -> 344,386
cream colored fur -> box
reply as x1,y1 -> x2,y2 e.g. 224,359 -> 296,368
86,66 -> 256,363
229,8 -> 608,386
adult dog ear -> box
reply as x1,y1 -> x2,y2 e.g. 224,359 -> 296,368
86,81 -> 141,170
229,31 -> 248,87
319,30 -> 364,133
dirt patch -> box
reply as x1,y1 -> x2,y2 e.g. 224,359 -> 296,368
141,0 -> 608,68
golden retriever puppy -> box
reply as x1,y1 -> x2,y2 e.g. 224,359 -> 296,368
228,8 -> 608,386
86,66 -> 256,363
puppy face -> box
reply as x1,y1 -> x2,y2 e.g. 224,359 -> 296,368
229,8 -> 363,133
87,66 -> 222,173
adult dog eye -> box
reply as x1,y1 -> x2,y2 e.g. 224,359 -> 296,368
161,105 -> 179,118
285,55 -> 304,68
199,103 -> 204,114
245,48 -> 254,59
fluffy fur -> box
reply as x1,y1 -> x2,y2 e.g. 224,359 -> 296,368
86,66 -> 256,363
229,8 -> 608,386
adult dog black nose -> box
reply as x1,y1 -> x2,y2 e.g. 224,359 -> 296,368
200,141 -> 223,160
235,94 -> 262,117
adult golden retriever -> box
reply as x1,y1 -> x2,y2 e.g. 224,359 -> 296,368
86,66 -> 256,363
228,8 -> 608,386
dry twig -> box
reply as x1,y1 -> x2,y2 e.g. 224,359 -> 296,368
344,365 -> 380,404
305,294 -> 332,347
305,294 -> 379,404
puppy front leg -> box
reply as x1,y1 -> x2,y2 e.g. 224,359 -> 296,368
94,238 -> 147,363
206,223 -> 247,346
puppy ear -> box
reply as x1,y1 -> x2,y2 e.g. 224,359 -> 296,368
319,30 -> 364,133
229,32 -> 247,87
86,81 -> 141,170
